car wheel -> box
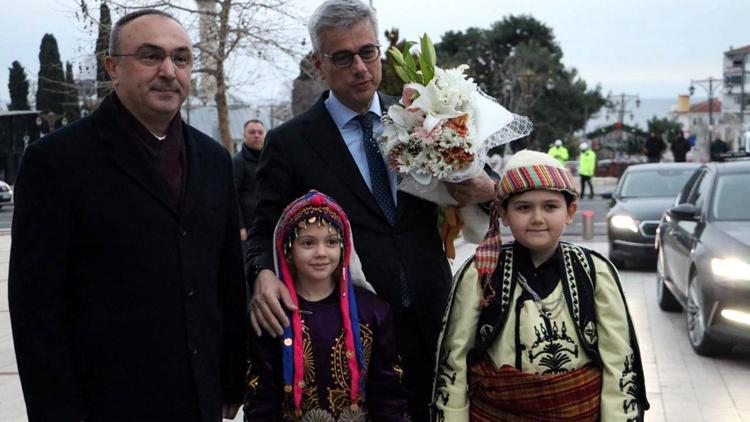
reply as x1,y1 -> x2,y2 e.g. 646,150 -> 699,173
656,248 -> 681,311
686,275 -> 732,356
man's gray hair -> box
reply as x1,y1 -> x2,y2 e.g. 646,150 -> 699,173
308,0 -> 378,53
108,9 -> 181,56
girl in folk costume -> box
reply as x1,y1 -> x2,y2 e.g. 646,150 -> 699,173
244,190 -> 408,421
432,150 -> 648,421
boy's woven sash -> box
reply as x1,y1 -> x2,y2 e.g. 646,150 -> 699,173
468,360 -> 602,422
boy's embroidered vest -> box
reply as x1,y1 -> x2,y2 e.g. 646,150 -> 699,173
466,241 -> 602,368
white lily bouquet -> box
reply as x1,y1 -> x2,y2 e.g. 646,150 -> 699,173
380,34 -> 533,245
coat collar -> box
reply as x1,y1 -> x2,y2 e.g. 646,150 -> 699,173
91,95 -> 203,220
300,90 -> 398,225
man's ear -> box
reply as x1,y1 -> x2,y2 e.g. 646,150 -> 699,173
566,200 -> 578,225
312,53 -> 325,82
103,56 -> 119,88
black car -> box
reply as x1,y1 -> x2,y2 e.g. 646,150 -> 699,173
656,160 -> 750,355
605,163 -> 700,268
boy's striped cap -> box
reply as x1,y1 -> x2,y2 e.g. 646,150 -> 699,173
498,149 -> 579,200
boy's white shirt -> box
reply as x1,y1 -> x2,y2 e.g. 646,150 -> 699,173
436,251 -> 638,422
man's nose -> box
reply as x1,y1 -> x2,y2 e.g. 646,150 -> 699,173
351,54 -> 368,73
158,56 -> 177,79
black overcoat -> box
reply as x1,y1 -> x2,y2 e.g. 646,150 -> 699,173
8,96 -> 247,422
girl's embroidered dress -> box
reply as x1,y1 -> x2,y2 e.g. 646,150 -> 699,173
244,190 -> 407,421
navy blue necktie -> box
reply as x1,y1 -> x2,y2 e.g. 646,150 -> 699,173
355,112 -> 411,306
356,112 -> 397,226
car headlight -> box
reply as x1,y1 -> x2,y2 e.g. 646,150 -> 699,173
610,215 -> 639,233
711,257 -> 750,281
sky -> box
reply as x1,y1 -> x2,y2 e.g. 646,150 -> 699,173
1,0 -> 749,109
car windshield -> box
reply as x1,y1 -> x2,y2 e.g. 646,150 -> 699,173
618,168 -> 695,198
712,173 -> 750,221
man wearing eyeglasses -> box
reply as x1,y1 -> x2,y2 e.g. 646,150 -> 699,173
9,9 -> 247,422
245,1 -> 495,420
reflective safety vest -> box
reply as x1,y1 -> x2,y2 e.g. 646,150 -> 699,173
547,146 -> 569,165
579,150 -> 596,177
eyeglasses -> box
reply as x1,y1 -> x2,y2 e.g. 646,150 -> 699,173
320,44 -> 380,68
111,47 -> 193,68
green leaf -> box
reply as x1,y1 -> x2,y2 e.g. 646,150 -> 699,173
388,46 -> 406,67
394,65 -> 412,84
419,34 -> 435,85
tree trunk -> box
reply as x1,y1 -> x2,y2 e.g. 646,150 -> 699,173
214,0 -> 233,152
214,63 -> 233,151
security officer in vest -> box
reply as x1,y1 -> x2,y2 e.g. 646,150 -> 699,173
547,139 -> 569,167
578,142 -> 596,199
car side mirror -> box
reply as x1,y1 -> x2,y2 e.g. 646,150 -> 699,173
667,203 -> 700,221
601,192 -> 613,200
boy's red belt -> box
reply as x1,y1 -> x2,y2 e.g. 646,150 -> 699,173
468,360 -> 602,421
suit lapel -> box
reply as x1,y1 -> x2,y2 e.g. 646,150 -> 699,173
92,96 -> 178,217
301,93 -> 388,222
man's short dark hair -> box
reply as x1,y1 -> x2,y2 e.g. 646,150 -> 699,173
108,9 -> 181,56
243,119 -> 265,130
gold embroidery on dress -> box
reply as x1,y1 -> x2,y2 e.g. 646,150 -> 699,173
246,360 -> 260,393
327,323 -> 372,414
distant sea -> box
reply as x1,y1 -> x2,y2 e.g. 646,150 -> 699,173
584,98 -> 677,134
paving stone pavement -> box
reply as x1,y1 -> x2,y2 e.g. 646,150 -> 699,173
1,234 -> 748,421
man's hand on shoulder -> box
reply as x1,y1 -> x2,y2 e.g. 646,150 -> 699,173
249,269 -> 297,337
445,172 -> 496,206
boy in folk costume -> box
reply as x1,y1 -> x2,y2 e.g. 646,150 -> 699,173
244,190 -> 407,421
432,150 -> 648,421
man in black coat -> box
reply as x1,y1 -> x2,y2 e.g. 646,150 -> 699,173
670,130 -> 691,162
644,131 -> 667,163
8,10 -> 247,422
246,1 -> 495,419
232,119 -> 265,247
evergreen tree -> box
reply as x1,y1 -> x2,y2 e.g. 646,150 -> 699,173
37,33 -> 66,115
8,60 -> 30,110
96,2 -> 112,99
64,61 -> 81,122
435,15 -> 605,149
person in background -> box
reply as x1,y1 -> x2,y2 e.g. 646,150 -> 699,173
547,139 -> 569,166
710,137 -> 729,162
233,119 -> 265,245
578,142 -> 596,199
644,131 -> 666,163
670,130 -> 691,162
8,9 -> 246,422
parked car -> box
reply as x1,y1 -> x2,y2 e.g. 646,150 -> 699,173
604,163 -> 700,268
655,160 -> 750,355
0,180 -> 12,209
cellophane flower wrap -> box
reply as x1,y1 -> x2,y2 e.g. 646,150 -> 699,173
381,34 -> 533,207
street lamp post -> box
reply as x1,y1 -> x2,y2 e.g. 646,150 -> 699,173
605,93 -> 640,125
689,77 -> 720,127
689,77 -> 721,159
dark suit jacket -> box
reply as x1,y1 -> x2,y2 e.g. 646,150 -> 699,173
232,143 -> 261,230
8,96 -> 247,422
247,91 -> 452,348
